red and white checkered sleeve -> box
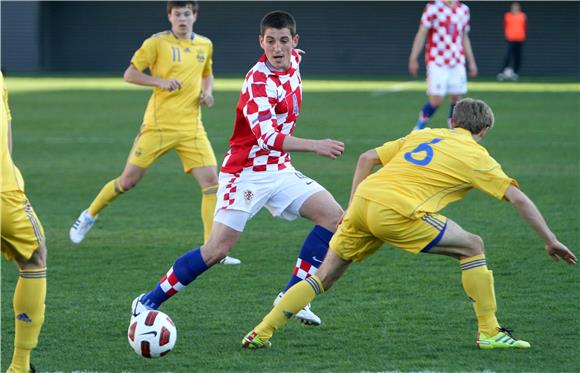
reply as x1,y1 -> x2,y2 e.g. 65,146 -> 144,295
420,3 -> 434,29
242,72 -> 287,152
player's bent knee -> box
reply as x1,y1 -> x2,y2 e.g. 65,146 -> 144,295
17,242 -> 47,270
468,234 -> 485,256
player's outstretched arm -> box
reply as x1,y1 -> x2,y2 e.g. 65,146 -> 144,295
408,26 -> 428,77
462,33 -> 478,77
123,64 -> 182,91
282,136 -> 344,160
504,185 -> 577,264
349,149 -> 381,205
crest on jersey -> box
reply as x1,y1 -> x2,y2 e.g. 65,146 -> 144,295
196,49 -> 205,63
243,190 -> 254,203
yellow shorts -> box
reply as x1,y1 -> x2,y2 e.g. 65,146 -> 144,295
330,196 -> 447,262
1,191 -> 45,261
127,126 -> 217,173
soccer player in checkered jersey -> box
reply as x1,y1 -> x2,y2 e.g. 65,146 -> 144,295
68,1 -> 240,265
409,0 -> 478,131
131,11 -> 345,326
2,71 -> 46,373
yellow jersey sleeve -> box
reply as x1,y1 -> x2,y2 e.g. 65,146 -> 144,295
202,40 -> 213,78
3,87 -> 11,122
131,37 -> 158,72
469,153 -> 519,200
376,137 -> 406,165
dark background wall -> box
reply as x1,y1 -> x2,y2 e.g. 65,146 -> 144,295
2,1 -> 579,76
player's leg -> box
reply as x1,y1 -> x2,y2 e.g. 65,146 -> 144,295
70,129 -> 163,244
190,166 -> 241,265
132,212 -> 247,315
180,130 -> 241,265
414,63 -> 445,130
243,249 -> 351,349
269,175 -> 343,326
447,65 -> 468,128
512,42 -> 522,78
2,193 -> 47,373
244,195 -> 375,348
426,218 -> 530,349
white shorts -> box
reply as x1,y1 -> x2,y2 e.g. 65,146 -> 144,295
214,168 -> 325,232
426,63 -> 468,97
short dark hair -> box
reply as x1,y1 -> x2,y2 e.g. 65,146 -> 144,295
260,11 -> 296,36
167,1 -> 197,14
452,98 -> 495,134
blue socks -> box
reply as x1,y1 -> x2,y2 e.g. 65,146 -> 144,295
141,247 -> 209,309
415,102 -> 438,130
283,225 -> 333,293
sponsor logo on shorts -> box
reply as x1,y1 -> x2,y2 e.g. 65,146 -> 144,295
135,148 -> 142,157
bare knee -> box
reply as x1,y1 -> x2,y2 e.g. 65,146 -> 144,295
200,241 -> 233,266
466,234 -> 485,257
119,174 -> 140,191
16,242 -> 47,270
309,201 -> 344,232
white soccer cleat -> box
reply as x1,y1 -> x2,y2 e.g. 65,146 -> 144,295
69,209 -> 97,244
131,293 -> 152,321
219,256 -> 242,265
274,292 -> 322,326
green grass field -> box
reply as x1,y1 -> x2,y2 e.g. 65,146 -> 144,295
1,76 -> 579,372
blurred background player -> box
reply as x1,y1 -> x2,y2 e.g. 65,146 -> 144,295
1,71 -> 47,373
131,10 -> 345,327
408,0 -> 478,130
497,2 -> 527,81
243,98 -> 576,350
69,1 -> 240,265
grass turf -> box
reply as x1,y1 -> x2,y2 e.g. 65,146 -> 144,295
1,77 -> 578,372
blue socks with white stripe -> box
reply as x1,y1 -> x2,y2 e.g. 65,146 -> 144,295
141,247 -> 209,309
283,225 -> 333,293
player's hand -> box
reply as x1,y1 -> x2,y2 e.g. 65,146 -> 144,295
468,62 -> 478,77
408,59 -> 419,77
314,139 -> 345,160
157,78 -> 182,91
200,92 -> 214,107
545,240 -> 577,264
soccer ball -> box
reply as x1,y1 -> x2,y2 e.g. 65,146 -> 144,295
128,310 -> 177,358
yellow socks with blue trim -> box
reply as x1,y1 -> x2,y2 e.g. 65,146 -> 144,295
201,184 -> 218,242
460,254 -> 500,336
88,178 -> 125,217
9,268 -> 46,373
254,276 -> 324,341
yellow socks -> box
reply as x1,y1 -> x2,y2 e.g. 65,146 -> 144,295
255,276 -> 324,340
88,178 -> 125,217
201,184 -> 218,243
460,254 -> 500,336
9,268 -> 47,373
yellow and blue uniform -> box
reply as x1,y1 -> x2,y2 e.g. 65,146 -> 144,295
331,127 -> 518,261
128,31 -> 217,172
1,72 -> 45,261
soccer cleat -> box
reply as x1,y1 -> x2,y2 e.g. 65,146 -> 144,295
477,327 -> 531,350
274,292 -> 321,326
241,331 -> 271,349
69,209 -> 97,244
219,255 -> 242,265
6,363 -> 35,373
131,293 -> 153,321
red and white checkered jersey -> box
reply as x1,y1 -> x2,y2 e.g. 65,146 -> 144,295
221,50 -> 302,174
421,0 -> 471,67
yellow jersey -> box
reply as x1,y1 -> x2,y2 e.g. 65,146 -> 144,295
356,128 -> 518,219
1,72 -> 24,192
131,31 -> 213,130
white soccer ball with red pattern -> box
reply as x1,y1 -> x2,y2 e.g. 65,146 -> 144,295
128,310 -> 177,358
